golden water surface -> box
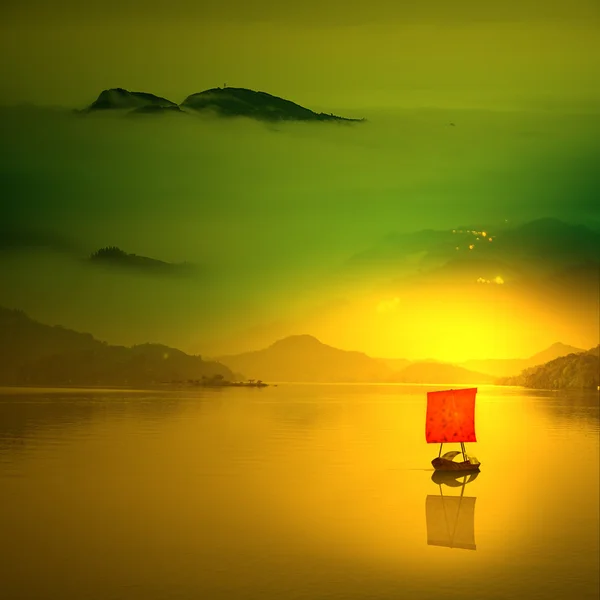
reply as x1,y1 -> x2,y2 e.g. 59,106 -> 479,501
0,384 -> 598,600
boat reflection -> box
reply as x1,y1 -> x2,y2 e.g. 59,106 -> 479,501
426,471 -> 478,550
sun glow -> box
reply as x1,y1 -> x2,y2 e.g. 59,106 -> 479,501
307,283 -> 553,362
376,297 -> 400,314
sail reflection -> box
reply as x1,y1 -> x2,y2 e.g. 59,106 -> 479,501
426,472 -> 478,550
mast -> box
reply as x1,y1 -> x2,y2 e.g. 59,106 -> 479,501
449,476 -> 467,546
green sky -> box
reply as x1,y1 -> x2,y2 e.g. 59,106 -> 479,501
1,1 -> 599,361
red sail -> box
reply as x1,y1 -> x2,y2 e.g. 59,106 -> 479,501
426,388 -> 477,444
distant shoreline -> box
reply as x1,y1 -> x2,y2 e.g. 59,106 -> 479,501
0,382 -> 596,395
0,382 -> 272,394
166,380 -> 270,388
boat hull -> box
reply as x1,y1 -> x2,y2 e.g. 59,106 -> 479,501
432,457 -> 481,472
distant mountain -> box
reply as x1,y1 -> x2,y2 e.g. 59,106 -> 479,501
460,342 -> 585,378
500,218 -> 599,264
88,246 -> 194,276
218,335 -> 497,384
217,335 -> 393,382
180,87 -> 363,122
538,261 -> 600,298
79,86 -> 362,122
497,346 -> 599,390
392,361 -> 495,385
376,357 -> 411,372
0,307 -> 233,386
527,343 -> 589,367
83,88 -> 178,112
342,218 -> 600,284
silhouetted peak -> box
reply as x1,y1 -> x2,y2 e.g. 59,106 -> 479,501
98,88 -> 128,97
535,342 -> 584,354
269,335 -> 324,349
546,342 -> 577,351
528,342 -> 586,364
0,307 -> 235,385
513,218 -> 593,238
181,87 -> 362,122
86,89 -> 177,111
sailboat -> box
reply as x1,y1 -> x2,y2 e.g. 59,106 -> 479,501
426,387 -> 481,471
426,471 -> 478,550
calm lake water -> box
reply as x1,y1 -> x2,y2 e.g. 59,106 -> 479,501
0,384 -> 598,600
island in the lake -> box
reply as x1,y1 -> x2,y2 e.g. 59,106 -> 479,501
169,374 -> 269,388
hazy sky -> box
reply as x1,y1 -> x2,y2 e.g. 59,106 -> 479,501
1,0 -> 599,110
1,1 -> 599,361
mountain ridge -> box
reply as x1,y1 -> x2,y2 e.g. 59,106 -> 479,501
180,87 -> 363,122
1,308 -> 587,386
216,335 -> 579,383
460,342 -> 585,378
84,88 -> 178,112
343,218 -> 600,284
80,86 -> 363,122
88,246 -> 195,276
0,307 -> 234,386
497,346 -> 599,390
217,334 -> 392,382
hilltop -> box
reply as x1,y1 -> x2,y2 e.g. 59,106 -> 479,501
218,335 -> 497,383
497,346 -> 599,390
217,335 -> 391,382
180,87 -> 363,122
88,246 -> 194,276
0,307 -> 233,387
83,88 -> 178,112
80,87 -> 362,122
